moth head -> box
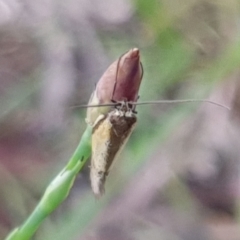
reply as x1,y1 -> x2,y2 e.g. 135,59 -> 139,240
86,48 -> 143,126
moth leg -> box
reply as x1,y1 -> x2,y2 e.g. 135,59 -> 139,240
128,100 -> 137,114
125,110 -> 134,118
132,109 -> 138,114
111,55 -> 122,101
124,101 -> 137,116
117,98 -> 128,114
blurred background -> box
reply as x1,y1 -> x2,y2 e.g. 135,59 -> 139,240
1,0 -> 240,239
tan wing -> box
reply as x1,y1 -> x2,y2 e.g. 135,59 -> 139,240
90,109 -> 137,197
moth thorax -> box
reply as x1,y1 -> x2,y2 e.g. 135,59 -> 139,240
113,107 -> 133,118
114,101 -> 136,117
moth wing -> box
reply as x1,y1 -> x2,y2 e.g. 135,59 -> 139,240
90,115 -> 112,197
90,110 -> 137,197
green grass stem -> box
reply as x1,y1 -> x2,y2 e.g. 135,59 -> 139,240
5,125 -> 92,240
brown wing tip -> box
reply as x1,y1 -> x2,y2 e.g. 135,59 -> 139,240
90,171 -> 106,197
92,184 -> 105,198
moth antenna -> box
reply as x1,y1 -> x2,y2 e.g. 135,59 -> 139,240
111,52 -> 123,101
71,99 -> 230,110
130,99 -> 230,111
139,61 -> 144,81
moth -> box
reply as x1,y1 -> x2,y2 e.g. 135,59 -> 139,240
90,101 -> 137,197
84,48 -> 142,197
76,48 -> 230,197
